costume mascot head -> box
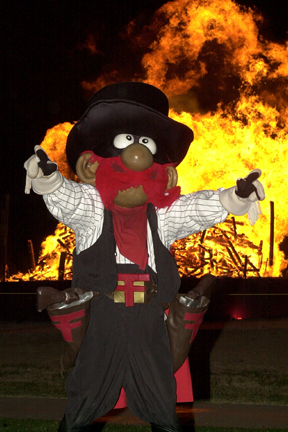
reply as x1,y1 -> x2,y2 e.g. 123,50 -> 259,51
68,82 -> 193,208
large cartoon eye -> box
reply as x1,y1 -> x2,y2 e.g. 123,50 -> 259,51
113,134 -> 135,149
139,137 -> 157,155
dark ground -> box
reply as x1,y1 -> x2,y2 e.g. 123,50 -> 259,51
1,318 -> 288,403
0,317 -> 288,429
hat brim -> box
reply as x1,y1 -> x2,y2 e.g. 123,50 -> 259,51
66,99 -> 194,172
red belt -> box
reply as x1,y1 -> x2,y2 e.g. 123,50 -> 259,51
114,273 -> 150,306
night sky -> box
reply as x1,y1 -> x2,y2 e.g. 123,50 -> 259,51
2,0 -> 288,274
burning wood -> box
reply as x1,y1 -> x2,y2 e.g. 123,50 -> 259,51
8,224 -> 75,282
171,216 -> 263,278
27,239 -> 36,270
9,215 -> 265,281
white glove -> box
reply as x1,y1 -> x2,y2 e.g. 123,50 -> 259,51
219,169 -> 265,225
24,145 -> 63,195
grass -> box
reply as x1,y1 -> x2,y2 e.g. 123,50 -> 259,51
1,365 -> 288,404
0,420 -> 287,432
0,419 -> 59,432
0,365 -> 67,398
210,370 -> 288,405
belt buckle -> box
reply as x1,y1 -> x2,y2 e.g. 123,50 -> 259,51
114,274 -> 150,306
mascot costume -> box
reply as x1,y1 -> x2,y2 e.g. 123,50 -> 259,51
24,82 -> 265,432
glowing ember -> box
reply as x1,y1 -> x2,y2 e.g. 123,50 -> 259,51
9,0 -> 288,280
232,315 -> 244,321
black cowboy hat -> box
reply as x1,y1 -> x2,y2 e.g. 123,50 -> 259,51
66,82 -> 194,172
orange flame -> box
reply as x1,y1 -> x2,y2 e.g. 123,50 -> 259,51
172,100 -> 288,277
10,0 -> 288,280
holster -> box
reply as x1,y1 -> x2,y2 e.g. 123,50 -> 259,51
37,286 -> 97,374
166,295 -> 208,373
166,274 -> 216,373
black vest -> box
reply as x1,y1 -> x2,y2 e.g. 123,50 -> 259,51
71,204 -> 181,303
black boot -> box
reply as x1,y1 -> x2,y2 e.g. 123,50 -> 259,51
151,422 -> 183,432
90,423 -> 106,431
57,416 -> 68,432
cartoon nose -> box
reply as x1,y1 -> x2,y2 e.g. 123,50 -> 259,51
121,143 -> 153,172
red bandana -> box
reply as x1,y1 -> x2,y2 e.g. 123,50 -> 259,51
82,152 -> 181,210
111,203 -> 148,270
